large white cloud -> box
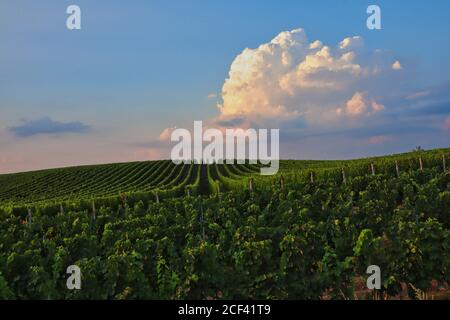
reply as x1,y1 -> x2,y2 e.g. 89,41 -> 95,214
216,28 -> 402,127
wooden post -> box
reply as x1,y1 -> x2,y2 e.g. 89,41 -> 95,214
395,160 -> 400,177
200,201 -> 205,240
371,163 -> 375,176
443,155 -> 446,172
217,183 -> 221,194
310,171 -> 315,184
92,201 -> 96,221
60,204 -> 64,215
120,193 -> 127,208
187,188 -> 191,198
88,201 -> 96,232
342,168 -> 347,184
119,193 -> 126,209
118,193 -> 127,216
27,208 -> 32,226
249,178 -> 254,192
154,191 -> 160,203
280,175 -> 285,190
419,157 -> 423,171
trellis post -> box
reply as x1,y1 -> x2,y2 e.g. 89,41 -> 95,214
395,160 -> 400,177
92,200 -> 96,221
371,163 -> 376,176
27,208 -> 32,226
200,201 -> 205,240
342,168 -> 347,184
120,193 -> 127,208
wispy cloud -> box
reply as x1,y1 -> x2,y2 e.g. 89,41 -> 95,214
406,90 -> 430,100
8,117 -> 90,137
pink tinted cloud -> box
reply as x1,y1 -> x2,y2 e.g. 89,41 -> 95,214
443,117 -> 450,130
159,127 -> 176,142
368,135 -> 390,145
0,152 -> 26,173
132,148 -> 166,161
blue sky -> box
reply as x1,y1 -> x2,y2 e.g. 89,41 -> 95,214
1,0 -> 450,173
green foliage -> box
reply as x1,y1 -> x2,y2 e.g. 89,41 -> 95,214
0,148 -> 449,299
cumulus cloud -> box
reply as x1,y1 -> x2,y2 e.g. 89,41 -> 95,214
339,36 -> 364,50
154,27 -> 449,160
336,91 -> 384,117
8,117 -> 90,138
392,60 -> 402,70
215,28 -> 402,127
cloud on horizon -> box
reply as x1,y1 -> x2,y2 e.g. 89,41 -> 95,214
8,117 -> 90,138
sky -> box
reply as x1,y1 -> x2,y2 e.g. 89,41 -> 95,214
1,0 -> 450,173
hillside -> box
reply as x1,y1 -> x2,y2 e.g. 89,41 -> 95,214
0,147 -> 449,208
0,147 -> 449,299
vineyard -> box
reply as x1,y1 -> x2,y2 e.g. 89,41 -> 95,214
0,148 -> 449,299
0,161 -> 262,208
